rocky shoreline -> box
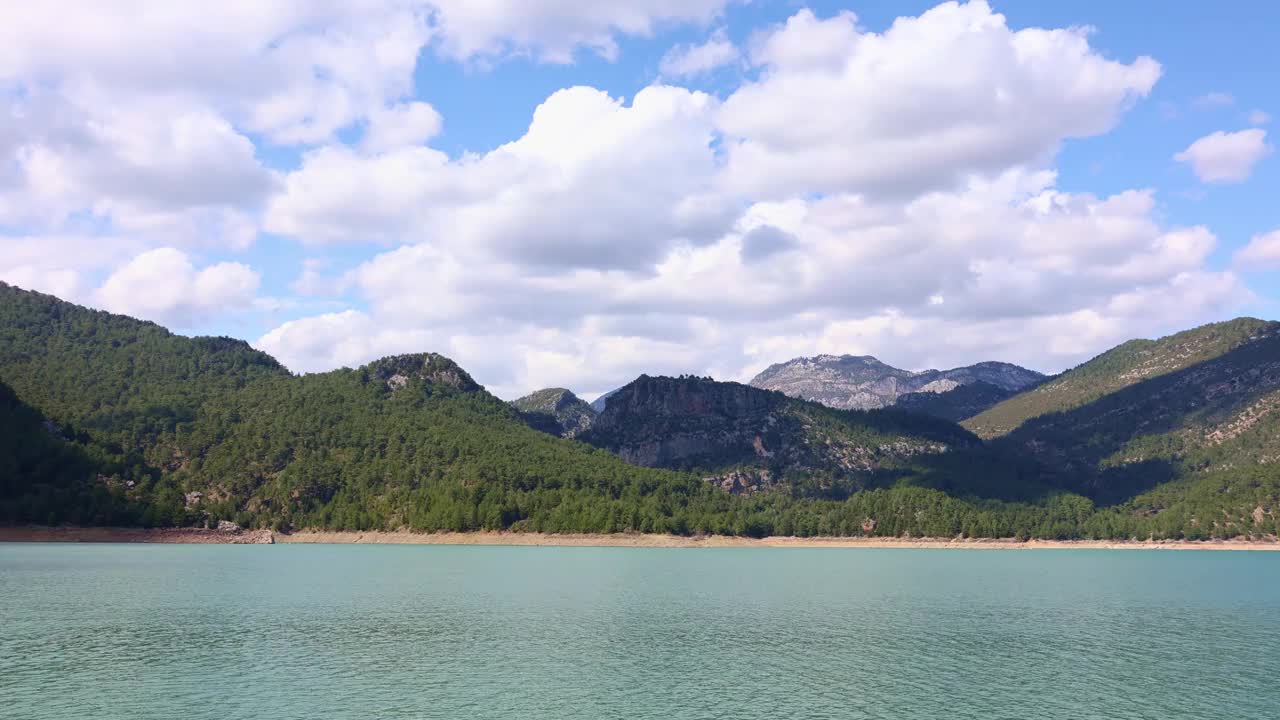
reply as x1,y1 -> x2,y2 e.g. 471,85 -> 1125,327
2,526 -> 1278,550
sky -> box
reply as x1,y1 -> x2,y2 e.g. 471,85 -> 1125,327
1,0 -> 1277,401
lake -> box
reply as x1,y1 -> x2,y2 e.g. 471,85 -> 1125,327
2,544 -> 1277,719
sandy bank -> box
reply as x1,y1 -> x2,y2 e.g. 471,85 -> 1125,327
3,526 -> 1278,550
0,526 -> 275,544
278,530 -> 1280,550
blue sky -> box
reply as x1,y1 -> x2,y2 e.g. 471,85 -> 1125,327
1,1 -> 1276,399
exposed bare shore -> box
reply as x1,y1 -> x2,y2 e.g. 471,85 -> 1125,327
2,526 -> 1278,550
0,526 -> 275,544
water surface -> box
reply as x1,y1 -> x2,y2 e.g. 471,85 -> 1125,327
2,544 -> 1277,719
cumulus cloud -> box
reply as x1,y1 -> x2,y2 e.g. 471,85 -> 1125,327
716,2 -> 1161,198
94,248 -> 260,327
361,102 -> 443,152
255,310 -> 436,373
1175,129 -> 1273,183
1235,230 -> 1280,271
1,1 -> 1260,400
659,29 -> 739,78
247,4 -> 1263,400
266,85 -> 733,268
258,163 -> 1249,398
0,97 -> 274,242
0,2 -> 433,145
426,0 -> 732,62
0,235 -> 148,302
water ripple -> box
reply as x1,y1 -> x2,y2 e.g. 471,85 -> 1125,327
1,545 -> 1278,719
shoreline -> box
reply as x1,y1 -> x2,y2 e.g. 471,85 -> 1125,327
2,526 -> 1278,550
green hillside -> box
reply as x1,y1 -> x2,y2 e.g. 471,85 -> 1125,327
994,326 -> 1280,502
578,374 -> 1051,503
0,282 -> 1276,541
964,318 -> 1275,438
510,387 -> 598,438
895,381 -> 1020,422
0,379 -> 136,525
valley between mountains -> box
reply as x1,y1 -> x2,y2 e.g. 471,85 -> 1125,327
2,281 -> 1277,541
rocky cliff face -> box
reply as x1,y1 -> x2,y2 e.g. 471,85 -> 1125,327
583,375 -> 785,470
510,388 -> 598,438
749,355 -> 1043,412
580,375 -> 975,495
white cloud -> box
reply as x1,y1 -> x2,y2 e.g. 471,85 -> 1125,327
266,85 -> 733,268
0,1 -> 435,271
717,3 -> 1161,198
0,2 -> 433,146
361,102 -> 443,152
94,248 -> 260,327
1,1 -> 1259,400
290,258 -> 345,297
1175,129 -> 1273,183
659,29 -> 739,78
259,164 -> 1249,398
1235,230 -> 1280,271
426,0 -> 732,62
1248,109 -> 1271,126
0,235 -> 148,303
255,310 -> 436,374
1,98 -> 274,237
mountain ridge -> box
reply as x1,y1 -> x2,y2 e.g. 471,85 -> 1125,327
749,354 -> 1044,413
510,387 -> 597,438
1,281 -> 1276,541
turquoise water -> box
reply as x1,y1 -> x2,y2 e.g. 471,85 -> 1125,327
2,545 -> 1278,720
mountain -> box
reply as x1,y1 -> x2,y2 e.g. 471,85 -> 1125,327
964,318 -> 1277,438
0,283 -> 705,532
0,283 -> 1056,538
978,319 -> 1280,504
1,282 -> 1276,541
894,381 -> 1020,422
510,388 -> 597,438
590,387 -> 622,413
577,374 -> 1044,500
0,379 -> 131,525
749,355 -> 1043,412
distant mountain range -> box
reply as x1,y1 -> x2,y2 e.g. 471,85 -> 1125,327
575,374 -> 1038,500
1,281 -> 1276,541
749,355 -> 1044,413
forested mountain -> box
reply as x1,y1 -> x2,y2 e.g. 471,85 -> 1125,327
0,282 -> 1276,540
964,318 -> 1276,438
991,323 -> 1280,502
895,381 -> 1019,422
578,374 -> 1049,501
0,380 -> 132,525
955,318 -> 1280,539
511,388 -> 597,438
750,355 -> 1043,411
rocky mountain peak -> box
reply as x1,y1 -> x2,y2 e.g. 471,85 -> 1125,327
593,375 -> 784,426
511,387 -> 597,438
363,353 -> 480,393
749,354 -> 1043,412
